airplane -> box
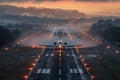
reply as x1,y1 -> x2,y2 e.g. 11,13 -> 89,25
39,28 -> 82,49
54,29 -> 67,39
39,40 -> 82,50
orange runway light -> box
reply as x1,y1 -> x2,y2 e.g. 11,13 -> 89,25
32,63 -> 36,66
86,68 -> 91,71
29,67 -> 33,71
32,46 -> 35,48
23,75 -> 28,79
32,45 -> 35,48
84,63 -> 87,66
81,59 -> 85,62
115,50 -> 119,54
35,59 -> 38,61
106,45 -> 110,49
58,45 -> 62,48
91,75 -> 96,79
4,47 -> 8,51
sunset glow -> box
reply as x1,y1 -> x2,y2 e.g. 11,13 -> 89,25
0,1 -> 120,16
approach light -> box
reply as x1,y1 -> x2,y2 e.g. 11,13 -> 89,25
106,45 -> 110,49
23,75 -> 28,79
91,75 -> 96,79
58,45 -> 62,48
32,63 -> 35,66
29,67 -> 33,71
115,50 -> 119,54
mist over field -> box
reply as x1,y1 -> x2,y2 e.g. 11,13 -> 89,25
0,2 -> 120,80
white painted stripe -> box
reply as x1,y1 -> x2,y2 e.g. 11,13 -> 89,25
41,69 -> 46,74
46,54 -> 49,56
72,54 -> 75,57
59,54 -> 61,57
70,69 -> 73,73
59,78 -> 61,80
59,63 -> 61,67
51,54 -> 54,56
78,68 -> 83,73
36,69 -> 41,74
46,69 -> 50,74
59,69 -> 61,75
59,57 -> 61,62
67,54 -> 69,56
73,69 -> 78,73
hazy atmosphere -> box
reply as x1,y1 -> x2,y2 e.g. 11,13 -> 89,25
0,1 -> 120,80
0,0 -> 120,16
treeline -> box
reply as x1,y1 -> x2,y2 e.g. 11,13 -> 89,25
89,18 -> 120,42
0,13 -> 69,25
0,25 -> 21,48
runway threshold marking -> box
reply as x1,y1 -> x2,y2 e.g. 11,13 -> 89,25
78,68 -> 83,74
41,69 -> 46,74
72,54 -> 75,57
70,69 -> 73,73
59,78 -> 61,80
73,68 -> 78,73
37,69 -> 51,74
46,54 -> 49,56
70,68 -> 79,74
46,69 -> 51,74
36,69 -> 41,74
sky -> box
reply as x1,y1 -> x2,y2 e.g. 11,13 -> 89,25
0,0 -> 120,16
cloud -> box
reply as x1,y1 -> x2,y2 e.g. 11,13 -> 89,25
0,0 -> 33,2
0,0 -> 120,2
75,0 -> 120,2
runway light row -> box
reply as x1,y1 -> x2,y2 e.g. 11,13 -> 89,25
3,31 -> 41,53
81,31 -> 120,55
16,31 -> 41,45
80,31 -> 120,80
23,54 -> 41,80
80,55 -> 96,80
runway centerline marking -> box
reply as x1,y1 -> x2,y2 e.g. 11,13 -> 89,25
59,69 -> 61,75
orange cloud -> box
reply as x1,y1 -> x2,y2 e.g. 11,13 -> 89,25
0,1 -> 120,16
